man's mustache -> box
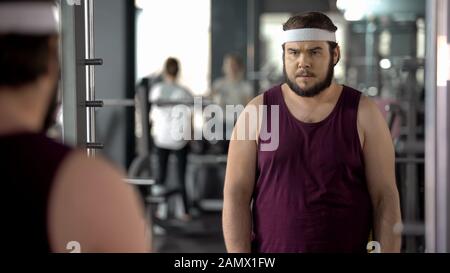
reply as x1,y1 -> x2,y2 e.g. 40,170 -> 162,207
296,71 -> 315,77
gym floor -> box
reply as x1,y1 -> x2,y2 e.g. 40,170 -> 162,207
153,212 -> 226,253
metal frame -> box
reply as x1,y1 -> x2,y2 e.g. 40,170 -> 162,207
85,0 -> 94,155
61,0 -> 103,154
61,0 -> 87,148
425,0 -> 450,253
434,0 -> 450,252
247,0 -> 261,95
84,0 -> 102,156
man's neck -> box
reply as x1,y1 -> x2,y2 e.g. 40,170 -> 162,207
225,74 -> 242,83
284,82 -> 342,108
163,75 -> 177,84
0,89 -> 44,135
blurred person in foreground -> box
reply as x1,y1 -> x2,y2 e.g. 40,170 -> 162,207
0,0 -> 150,253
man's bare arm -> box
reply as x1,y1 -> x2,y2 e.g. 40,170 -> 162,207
358,96 -> 402,252
222,95 -> 262,253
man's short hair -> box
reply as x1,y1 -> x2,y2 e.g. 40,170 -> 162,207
0,0 -> 58,88
164,57 -> 179,77
282,11 -> 339,63
283,11 -> 338,33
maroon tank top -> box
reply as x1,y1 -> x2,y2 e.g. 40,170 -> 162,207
252,85 -> 373,253
0,132 -> 72,252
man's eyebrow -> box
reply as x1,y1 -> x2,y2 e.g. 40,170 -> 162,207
287,47 -> 323,52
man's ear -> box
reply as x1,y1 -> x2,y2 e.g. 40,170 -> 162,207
333,45 -> 341,66
47,36 -> 60,81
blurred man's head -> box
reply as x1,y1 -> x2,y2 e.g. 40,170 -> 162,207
222,53 -> 244,81
282,12 -> 340,98
0,0 -> 59,132
164,57 -> 180,80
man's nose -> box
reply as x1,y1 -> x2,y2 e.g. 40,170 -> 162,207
297,53 -> 311,69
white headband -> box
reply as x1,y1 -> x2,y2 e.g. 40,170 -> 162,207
281,28 -> 336,43
0,2 -> 59,35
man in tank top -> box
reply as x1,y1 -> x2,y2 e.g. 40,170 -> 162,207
0,0 -> 150,252
223,12 -> 402,253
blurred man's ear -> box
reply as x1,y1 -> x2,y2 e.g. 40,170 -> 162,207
50,37 -> 60,71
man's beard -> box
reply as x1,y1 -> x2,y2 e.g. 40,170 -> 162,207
283,57 -> 335,98
42,82 -> 60,133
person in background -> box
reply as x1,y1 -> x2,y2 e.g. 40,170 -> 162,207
211,53 -> 253,109
211,53 -> 254,151
149,57 -> 193,221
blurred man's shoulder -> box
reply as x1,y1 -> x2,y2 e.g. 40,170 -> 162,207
56,150 -> 124,188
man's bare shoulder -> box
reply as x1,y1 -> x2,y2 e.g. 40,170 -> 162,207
357,94 -> 391,143
358,95 -> 384,125
231,94 -> 264,143
58,150 -> 124,186
51,150 -> 131,215
247,93 -> 263,108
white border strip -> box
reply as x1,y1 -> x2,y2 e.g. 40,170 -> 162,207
0,3 -> 58,34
